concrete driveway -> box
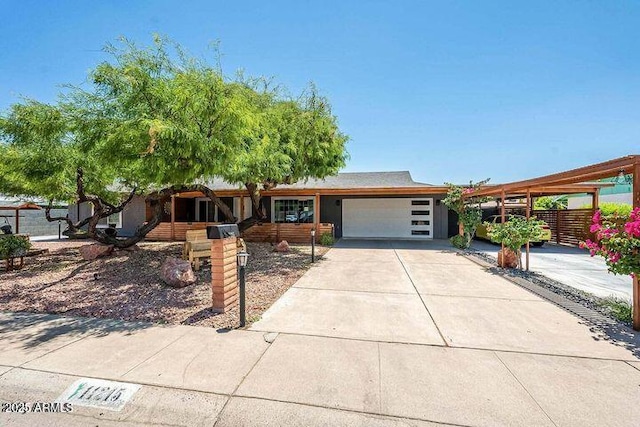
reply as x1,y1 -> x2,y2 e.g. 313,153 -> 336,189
2,239 -> 639,426
471,239 -> 633,300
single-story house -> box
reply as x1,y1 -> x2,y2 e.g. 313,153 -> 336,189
68,172 -> 453,243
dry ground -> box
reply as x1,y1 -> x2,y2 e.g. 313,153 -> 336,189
0,240 -> 329,330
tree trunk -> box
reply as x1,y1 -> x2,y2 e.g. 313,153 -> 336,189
237,183 -> 268,232
45,172 -> 234,249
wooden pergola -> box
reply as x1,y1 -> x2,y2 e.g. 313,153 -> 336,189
471,155 -> 640,330
0,203 -> 42,234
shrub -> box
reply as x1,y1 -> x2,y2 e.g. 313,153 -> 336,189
534,196 -> 567,210
582,208 -> 640,276
598,296 -> 632,324
443,179 -> 490,249
319,232 -> 335,246
0,235 -> 32,259
450,234 -> 469,249
590,202 -> 632,218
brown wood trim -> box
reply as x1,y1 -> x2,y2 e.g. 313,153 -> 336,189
474,155 -> 639,196
173,186 -> 449,198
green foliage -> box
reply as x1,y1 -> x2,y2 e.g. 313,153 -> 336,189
486,215 -> 546,269
579,202 -> 632,218
534,196 -> 567,210
0,35 -> 349,244
449,234 -> 469,249
443,179 -> 490,249
223,83 -> 349,189
582,209 -> 640,276
319,232 -> 335,246
0,235 -> 32,259
598,296 -> 632,324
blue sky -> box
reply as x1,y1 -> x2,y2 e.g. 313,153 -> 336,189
1,1 -> 639,184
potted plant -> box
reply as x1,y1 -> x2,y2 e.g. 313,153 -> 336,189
486,215 -> 546,269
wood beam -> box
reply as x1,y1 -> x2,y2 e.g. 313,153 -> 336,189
501,189 -> 506,262
525,189 -> 531,271
633,163 -> 640,331
314,193 -> 320,238
473,155 -> 639,197
170,195 -> 176,241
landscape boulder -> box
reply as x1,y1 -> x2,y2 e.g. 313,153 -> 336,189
275,240 -> 290,252
79,244 -> 114,261
497,248 -> 519,268
161,257 -> 196,288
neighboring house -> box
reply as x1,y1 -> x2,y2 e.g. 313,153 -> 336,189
568,177 -> 632,209
68,172 -> 452,242
0,196 -> 68,236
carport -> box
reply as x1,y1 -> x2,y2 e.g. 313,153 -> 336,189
471,155 -> 640,330
0,202 -> 42,234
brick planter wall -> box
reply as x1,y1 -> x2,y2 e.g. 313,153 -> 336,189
211,237 -> 238,313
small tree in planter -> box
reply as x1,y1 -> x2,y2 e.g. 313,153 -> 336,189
487,215 -> 546,269
443,179 -> 490,249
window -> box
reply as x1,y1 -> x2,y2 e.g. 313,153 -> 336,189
195,199 -> 216,222
411,220 -> 430,226
411,200 -> 430,206
411,210 -> 430,216
92,209 -> 122,228
411,230 -> 430,236
273,198 -> 314,223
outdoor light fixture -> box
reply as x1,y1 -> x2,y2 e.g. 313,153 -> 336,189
237,251 -> 249,268
236,251 -> 249,327
311,229 -> 316,263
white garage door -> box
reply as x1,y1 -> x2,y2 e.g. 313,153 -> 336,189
342,198 -> 433,239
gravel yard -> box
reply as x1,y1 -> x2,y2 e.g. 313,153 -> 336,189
0,240 -> 329,329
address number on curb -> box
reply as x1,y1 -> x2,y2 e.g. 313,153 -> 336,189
56,378 -> 141,412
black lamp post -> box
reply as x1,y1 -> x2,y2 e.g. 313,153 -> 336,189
237,251 -> 249,327
311,229 -> 316,263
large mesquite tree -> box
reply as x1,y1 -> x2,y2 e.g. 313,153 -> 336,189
223,83 -> 349,230
0,36 -> 348,246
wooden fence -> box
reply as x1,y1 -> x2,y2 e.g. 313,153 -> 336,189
530,209 -> 594,246
146,221 -> 334,243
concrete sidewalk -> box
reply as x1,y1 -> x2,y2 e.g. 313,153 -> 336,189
1,239 -> 640,426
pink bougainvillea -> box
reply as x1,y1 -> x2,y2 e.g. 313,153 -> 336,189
581,208 -> 640,276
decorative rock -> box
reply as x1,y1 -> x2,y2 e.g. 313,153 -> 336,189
275,240 -> 290,253
161,257 -> 196,288
497,248 -> 519,268
121,244 -> 141,252
79,244 -> 114,261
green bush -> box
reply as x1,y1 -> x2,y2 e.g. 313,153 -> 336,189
534,196 -> 567,210
319,232 -> 335,246
598,296 -> 632,324
600,203 -> 632,218
450,234 -> 469,249
0,235 -> 32,259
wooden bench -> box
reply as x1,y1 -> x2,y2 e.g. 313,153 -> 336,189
182,229 -> 212,271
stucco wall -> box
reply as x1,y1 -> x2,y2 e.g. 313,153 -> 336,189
68,195 -> 147,237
